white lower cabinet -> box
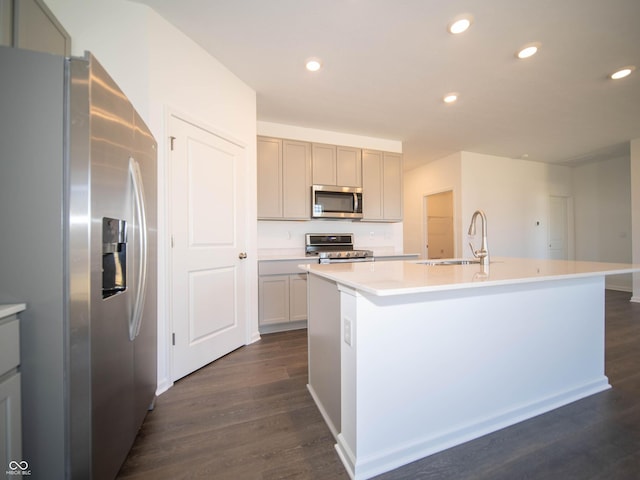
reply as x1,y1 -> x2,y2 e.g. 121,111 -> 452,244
258,257 -> 418,334
259,275 -> 291,325
0,305 -> 24,474
0,374 -> 21,471
258,260 -> 315,333
289,274 -> 308,321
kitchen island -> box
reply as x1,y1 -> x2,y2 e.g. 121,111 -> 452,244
302,258 -> 640,480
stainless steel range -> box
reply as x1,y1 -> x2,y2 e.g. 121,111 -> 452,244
305,233 -> 374,264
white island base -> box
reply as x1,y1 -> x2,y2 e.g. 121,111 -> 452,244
305,263 -> 616,480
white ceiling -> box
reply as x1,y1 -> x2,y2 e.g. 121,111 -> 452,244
135,0 -> 640,171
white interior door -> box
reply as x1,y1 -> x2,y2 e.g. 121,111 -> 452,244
548,195 -> 568,260
170,115 -> 247,381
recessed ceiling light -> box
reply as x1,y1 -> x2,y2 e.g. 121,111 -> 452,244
448,15 -> 473,35
516,42 -> 541,59
443,92 -> 459,104
305,58 -> 322,72
610,66 -> 635,80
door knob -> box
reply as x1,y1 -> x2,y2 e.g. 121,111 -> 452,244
238,252 -> 247,259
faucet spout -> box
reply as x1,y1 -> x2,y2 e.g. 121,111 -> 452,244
468,210 -> 490,267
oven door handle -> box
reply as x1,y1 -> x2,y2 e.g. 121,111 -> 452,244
321,257 -> 375,264
354,192 -> 360,213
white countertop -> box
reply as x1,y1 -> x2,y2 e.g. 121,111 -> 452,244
0,303 -> 26,318
300,257 -> 640,296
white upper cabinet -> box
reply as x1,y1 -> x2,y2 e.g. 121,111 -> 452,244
362,149 -> 403,222
257,137 -> 283,219
362,149 -> 383,220
336,146 -> 362,187
382,152 -> 403,221
312,143 -> 362,187
1,0 -> 71,55
312,143 -> 337,185
259,136 -> 400,221
257,136 -> 311,220
282,140 -> 312,219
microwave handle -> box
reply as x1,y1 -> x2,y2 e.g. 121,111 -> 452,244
354,192 -> 360,213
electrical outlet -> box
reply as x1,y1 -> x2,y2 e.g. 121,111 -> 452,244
344,317 -> 352,346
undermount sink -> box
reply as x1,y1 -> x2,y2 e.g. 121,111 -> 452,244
418,259 -> 481,266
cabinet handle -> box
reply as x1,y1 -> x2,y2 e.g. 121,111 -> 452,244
238,252 -> 248,259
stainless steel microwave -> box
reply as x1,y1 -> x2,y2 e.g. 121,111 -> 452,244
312,185 -> 363,219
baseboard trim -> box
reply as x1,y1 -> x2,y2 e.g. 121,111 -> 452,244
337,377 -> 610,480
307,384 -> 339,440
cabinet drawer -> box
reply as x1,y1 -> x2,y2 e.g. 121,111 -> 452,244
0,319 -> 19,375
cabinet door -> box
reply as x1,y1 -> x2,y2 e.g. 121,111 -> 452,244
0,0 -> 11,46
14,0 -> 70,55
289,274 -> 308,321
362,149 -> 383,220
259,275 -> 289,325
312,143 -> 336,185
283,140 -> 311,219
336,146 -> 362,187
383,152 -> 403,220
0,374 -> 21,472
257,137 -> 283,219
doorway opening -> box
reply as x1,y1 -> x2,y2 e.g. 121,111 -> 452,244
548,195 -> 569,260
424,190 -> 454,259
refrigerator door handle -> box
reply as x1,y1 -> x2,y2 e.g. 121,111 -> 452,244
129,157 -> 148,341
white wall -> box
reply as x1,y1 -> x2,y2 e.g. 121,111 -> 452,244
404,149 -> 637,292
573,155 -> 632,291
631,139 -> 640,301
258,121 -> 402,153
460,152 -> 573,259
403,151 -> 573,260
258,220 -> 404,255
45,0 -> 257,394
402,152 -> 462,257
257,122 -> 405,255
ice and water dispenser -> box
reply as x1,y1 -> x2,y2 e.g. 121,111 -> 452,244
102,217 -> 127,298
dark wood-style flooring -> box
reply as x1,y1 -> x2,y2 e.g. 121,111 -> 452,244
117,290 -> 640,479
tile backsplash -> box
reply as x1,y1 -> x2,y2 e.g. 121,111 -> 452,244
257,220 -> 404,253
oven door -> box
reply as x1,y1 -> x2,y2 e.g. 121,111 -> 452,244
312,185 -> 363,219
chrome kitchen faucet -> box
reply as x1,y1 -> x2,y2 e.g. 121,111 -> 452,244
468,210 -> 490,267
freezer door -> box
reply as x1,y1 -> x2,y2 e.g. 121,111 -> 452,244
131,108 -> 157,432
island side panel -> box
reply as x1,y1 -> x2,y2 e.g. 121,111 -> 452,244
307,273 -> 342,437
339,276 -> 609,480
336,284 -> 358,475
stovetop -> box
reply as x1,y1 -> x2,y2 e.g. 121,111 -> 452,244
313,249 -> 373,259
304,233 -> 372,259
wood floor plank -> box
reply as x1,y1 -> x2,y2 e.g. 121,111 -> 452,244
118,290 -> 640,480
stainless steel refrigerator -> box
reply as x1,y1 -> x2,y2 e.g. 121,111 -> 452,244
0,46 -> 157,479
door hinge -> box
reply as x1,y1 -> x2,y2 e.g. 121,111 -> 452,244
171,234 -> 175,248
172,333 -> 176,346
169,136 -> 176,151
